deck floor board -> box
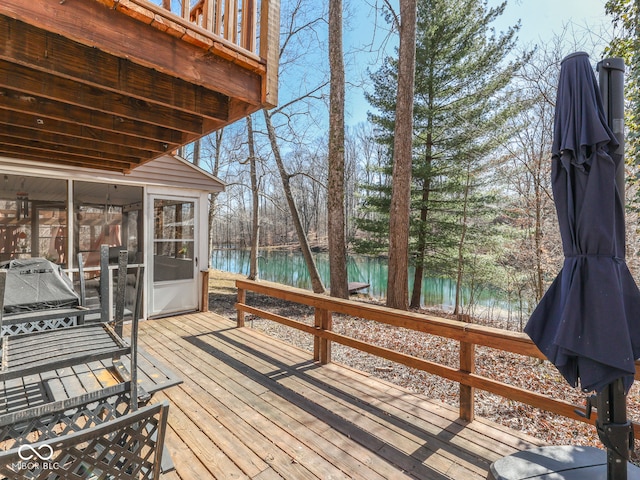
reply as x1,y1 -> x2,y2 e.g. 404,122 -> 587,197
133,312 -> 544,480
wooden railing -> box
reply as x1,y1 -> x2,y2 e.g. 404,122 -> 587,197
119,0 -> 280,107
186,0 -> 257,52
181,0 -> 279,106
235,279 -> 640,438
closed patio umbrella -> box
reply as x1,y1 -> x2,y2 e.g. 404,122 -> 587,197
524,51 -> 640,479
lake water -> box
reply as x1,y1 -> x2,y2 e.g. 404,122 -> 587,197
211,249 -> 525,324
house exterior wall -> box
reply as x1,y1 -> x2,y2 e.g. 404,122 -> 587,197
0,155 -> 221,318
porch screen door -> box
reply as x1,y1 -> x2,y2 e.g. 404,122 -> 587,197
151,197 -> 198,315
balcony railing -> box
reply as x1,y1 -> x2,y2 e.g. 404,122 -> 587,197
141,0 -> 268,58
186,0 -> 257,52
127,0 -> 280,106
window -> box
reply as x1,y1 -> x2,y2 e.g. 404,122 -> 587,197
153,199 -> 195,281
74,182 -> 143,267
0,175 -> 68,266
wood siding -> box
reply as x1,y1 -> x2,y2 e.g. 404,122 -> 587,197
127,156 -> 224,192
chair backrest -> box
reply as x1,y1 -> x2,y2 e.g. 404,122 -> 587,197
99,245 -> 140,329
0,399 -> 169,480
77,252 -> 87,306
100,245 -> 144,409
114,248 -> 128,337
0,270 -> 5,332
130,263 -> 144,410
76,252 -> 87,325
100,244 -> 110,322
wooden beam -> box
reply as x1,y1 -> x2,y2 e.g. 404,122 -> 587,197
0,2 -> 263,105
0,148 -> 140,173
0,17 -> 231,122
0,127 -> 154,160
260,0 -> 280,107
0,88 -> 188,145
0,141 -> 139,167
0,61 -> 206,134
0,110 -> 176,154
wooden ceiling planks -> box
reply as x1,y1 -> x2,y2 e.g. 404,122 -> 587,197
0,0 -> 268,173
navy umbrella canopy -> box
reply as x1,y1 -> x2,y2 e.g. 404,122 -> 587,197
525,52 -> 640,394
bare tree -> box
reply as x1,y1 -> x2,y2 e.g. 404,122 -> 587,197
246,115 -> 260,280
251,0 -> 328,293
328,0 -> 348,298
263,108 -> 326,293
193,138 -> 201,167
205,129 -> 224,263
385,0 -> 417,310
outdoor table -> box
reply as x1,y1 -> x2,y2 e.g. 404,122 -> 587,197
0,250 -> 181,476
0,321 -> 128,382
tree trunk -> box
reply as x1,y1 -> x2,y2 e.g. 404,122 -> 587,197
263,108 -> 326,294
454,162 -> 471,315
246,115 -> 260,280
386,0 -> 417,311
410,125 -> 433,308
410,176 -> 431,308
327,0 -> 349,298
207,130 -> 224,264
193,138 -> 201,167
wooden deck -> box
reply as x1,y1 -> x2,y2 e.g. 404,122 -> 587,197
138,312 -> 544,480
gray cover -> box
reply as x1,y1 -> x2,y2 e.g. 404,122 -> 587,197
1,258 -> 79,313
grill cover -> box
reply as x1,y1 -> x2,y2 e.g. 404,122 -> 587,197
1,258 -> 79,313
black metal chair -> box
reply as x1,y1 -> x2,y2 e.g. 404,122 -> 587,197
0,247 -> 143,411
0,387 -> 169,480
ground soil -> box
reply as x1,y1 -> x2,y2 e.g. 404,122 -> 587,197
207,269 -> 640,463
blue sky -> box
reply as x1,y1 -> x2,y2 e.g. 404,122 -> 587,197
490,0 -> 611,48
344,0 -> 613,125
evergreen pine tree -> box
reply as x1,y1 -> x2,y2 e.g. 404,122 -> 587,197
358,0 -> 528,309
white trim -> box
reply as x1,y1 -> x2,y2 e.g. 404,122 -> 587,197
0,154 -> 224,192
67,180 -> 74,270
147,191 -> 201,316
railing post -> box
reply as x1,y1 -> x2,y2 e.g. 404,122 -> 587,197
181,0 -> 191,21
242,0 -> 257,51
314,308 -> 332,364
260,0 -> 280,108
201,270 -> 210,312
237,286 -> 246,327
458,313 -> 475,422
460,340 -> 475,422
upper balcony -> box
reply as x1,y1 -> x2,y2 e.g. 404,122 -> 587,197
0,0 -> 280,173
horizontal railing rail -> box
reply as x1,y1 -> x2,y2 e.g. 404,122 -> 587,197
235,279 -> 640,439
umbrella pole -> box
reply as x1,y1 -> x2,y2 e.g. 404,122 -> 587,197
597,57 -> 625,202
595,379 -> 633,479
596,57 -> 631,480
